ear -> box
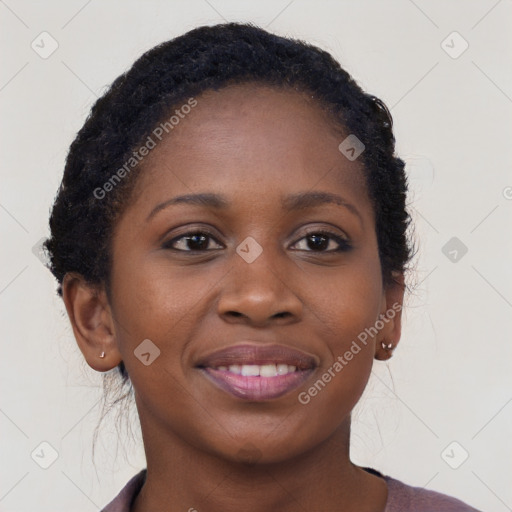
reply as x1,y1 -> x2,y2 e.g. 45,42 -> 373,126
374,272 -> 405,361
62,272 -> 123,372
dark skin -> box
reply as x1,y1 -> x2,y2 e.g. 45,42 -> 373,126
63,84 -> 405,511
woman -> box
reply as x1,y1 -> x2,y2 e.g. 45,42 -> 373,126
44,22 -> 481,511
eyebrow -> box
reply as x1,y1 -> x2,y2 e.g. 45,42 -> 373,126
146,191 -> 362,223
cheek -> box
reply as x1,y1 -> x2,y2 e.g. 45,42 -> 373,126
296,281 -> 381,436
311,252 -> 383,346
301,252 -> 383,399
109,253 -> 222,367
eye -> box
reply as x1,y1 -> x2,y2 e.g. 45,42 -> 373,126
163,230 -> 224,252
291,230 -> 352,253
162,228 -> 351,253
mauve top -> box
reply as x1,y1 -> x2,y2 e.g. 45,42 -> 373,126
101,468 -> 481,511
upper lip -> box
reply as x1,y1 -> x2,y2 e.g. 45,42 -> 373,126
196,343 -> 319,370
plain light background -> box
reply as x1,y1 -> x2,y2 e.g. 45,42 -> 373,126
1,1 -> 511,510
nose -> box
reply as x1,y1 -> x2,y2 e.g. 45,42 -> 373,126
217,249 -> 303,327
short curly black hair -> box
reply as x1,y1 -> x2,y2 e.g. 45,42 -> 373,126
45,22 -> 412,380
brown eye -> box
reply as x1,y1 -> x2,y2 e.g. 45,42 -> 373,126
292,231 -> 352,253
163,231 -> 223,252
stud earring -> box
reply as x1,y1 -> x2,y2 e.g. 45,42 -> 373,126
381,342 -> 393,350
99,351 -> 106,358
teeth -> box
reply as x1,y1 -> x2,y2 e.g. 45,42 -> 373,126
277,364 -> 289,375
215,364 -> 299,376
260,364 -> 278,377
228,364 -> 241,374
241,365 -> 260,376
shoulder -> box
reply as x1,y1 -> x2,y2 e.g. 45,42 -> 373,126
383,474 -> 481,512
101,469 -> 147,512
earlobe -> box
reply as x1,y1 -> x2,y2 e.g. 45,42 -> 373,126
62,273 -> 123,372
374,272 -> 405,361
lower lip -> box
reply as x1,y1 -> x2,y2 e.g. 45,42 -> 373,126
200,368 -> 314,401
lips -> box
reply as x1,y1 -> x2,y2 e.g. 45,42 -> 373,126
196,343 -> 318,369
196,343 -> 318,400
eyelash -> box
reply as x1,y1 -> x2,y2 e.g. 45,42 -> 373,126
162,228 -> 352,253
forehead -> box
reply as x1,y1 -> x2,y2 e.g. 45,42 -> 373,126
130,84 -> 370,216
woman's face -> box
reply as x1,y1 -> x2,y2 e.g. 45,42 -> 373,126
107,84 -> 403,463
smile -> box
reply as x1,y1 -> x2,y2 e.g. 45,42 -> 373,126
213,363 -> 298,376
196,343 -> 318,400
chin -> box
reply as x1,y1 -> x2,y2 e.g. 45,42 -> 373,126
204,431 -> 317,467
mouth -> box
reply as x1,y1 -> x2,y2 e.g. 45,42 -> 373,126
196,343 -> 318,401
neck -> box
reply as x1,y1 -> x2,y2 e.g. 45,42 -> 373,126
131,410 -> 387,512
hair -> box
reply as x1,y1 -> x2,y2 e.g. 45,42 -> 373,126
45,22 -> 413,385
